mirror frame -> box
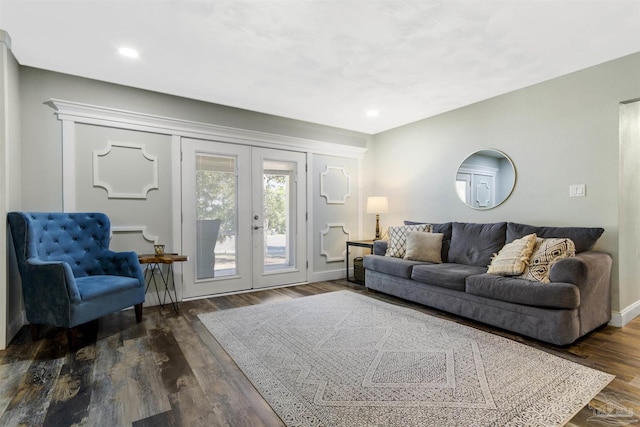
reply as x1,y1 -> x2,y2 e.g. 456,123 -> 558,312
455,149 -> 516,210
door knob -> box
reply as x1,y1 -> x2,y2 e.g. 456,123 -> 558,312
253,225 -> 264,230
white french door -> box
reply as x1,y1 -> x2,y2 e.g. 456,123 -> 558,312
181,138 -> 307,298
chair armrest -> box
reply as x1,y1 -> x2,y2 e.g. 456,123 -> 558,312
26,258 -> 80,303
98,250 -> 145,286
373,240 -> 388,256
22,259 -> 78,327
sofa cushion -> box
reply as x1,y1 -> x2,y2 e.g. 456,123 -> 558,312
385,224 -> 432,258
411,263 -> 487,291
466,274 -> 580,309
448,222 -> 507,267
363,254 -> 429,279
487,233 -> 537,276
404,221 -> 452,262
506,222 -> 603,253
404,232 -> 443,263
519,238 -> 576,283
76,275 -> 142,301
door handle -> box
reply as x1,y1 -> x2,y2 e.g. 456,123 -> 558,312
253,225 -> 264,230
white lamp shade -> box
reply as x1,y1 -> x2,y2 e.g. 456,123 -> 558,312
367,196 -> 389,214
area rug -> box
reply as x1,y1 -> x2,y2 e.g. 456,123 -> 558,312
198,291 -> 613,426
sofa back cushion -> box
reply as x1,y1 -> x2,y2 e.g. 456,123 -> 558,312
448,222 -> 507,267
506,222 -> 604,253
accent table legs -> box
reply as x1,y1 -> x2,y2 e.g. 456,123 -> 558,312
144,262 -> 180,313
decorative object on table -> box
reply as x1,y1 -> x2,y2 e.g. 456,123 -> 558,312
366,196 -> 388,240
154,244 -> 165,256
199,291 -> 613,427
7,212 -> 145,350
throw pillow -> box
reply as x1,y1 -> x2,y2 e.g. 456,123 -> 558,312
385,224 -> 433,258
404,232 -> 444,263
487,233 -> 537,276
519,237 -> 576,283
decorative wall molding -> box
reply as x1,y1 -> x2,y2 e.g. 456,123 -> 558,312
111,226 -> 159,245
458,164 -> 499,176
320,166 -> 351,204
47,99 -> 367,158
93,141 -> 159,199
475,181 -> 491,207
320,223 -> 350,262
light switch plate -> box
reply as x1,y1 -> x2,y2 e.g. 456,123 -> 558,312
569,184 -> 586,197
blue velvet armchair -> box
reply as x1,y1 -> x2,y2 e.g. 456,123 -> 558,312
8,212 -> 145,344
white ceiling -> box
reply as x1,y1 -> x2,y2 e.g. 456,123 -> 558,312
1,1 -> 639,134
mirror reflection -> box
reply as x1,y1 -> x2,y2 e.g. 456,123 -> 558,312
455,149 -> 516,209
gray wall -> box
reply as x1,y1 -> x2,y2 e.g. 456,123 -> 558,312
19,67 -> 369,211
367,52 -> 640,314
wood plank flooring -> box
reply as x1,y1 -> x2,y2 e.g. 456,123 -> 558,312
0,280 -> 638,426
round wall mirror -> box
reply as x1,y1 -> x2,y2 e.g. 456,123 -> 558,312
455,149 -> 516,209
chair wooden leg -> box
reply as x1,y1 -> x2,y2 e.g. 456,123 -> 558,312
29,324 -> 40,341
134,303 -> 143,323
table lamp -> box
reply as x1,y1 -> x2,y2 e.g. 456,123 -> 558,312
367,196 -> 389,240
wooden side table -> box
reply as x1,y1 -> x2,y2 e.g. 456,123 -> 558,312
138,253 -> 188,313
345,240 -> 374,285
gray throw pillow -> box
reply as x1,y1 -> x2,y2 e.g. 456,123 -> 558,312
404,232 -> 443,263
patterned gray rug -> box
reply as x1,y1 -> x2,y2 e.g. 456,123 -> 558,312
198,291 -> 613,426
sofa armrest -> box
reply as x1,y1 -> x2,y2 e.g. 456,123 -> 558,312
98,250 -> 145,286
373,240 -> 388,256
551,251 -> 612,334
549,258 -> 586,285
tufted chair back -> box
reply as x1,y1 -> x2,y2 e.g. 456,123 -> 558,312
11,212 -> 112,278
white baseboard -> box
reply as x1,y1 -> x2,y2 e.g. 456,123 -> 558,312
309,269 -> 348,283
609,299 -> 640,327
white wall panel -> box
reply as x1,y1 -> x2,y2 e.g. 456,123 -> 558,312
312,155 -> 359,277
74,124 -> 174,255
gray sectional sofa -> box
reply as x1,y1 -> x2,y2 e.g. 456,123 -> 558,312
363,221 -> 612,346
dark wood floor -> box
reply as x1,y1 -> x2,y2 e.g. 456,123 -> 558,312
0,280 -> 638,426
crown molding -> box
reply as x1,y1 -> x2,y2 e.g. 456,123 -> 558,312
46,99 -> 367,158
0,30 -> 11,49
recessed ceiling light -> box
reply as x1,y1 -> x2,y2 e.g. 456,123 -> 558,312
118,47 -> 139,59
366,109 -> 379,118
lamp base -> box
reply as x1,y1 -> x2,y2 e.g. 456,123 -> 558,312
374,214 -> 381,240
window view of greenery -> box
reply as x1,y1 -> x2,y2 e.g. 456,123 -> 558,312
196,168 -> 236,242
195,155 -> 291,275
263,173 -> 289,268
196,155 -> 236,277
263,174 -> 287,235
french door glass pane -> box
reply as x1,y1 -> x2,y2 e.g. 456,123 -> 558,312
196,154 -> 236,279
263,160 -> 295,272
